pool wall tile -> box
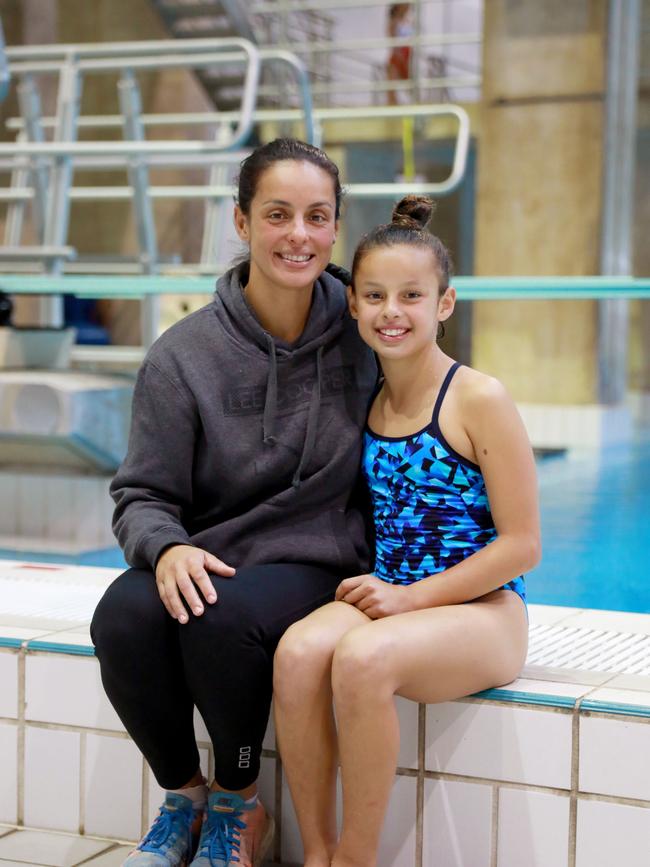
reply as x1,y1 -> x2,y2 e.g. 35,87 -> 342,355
583,686 -> 650,711
4,589 -> 650,865
575,799 -> 650,867
71,477 -> 115,549
422,778 -> 492,867
395,697 -> 419,770
605,673 -> 650,692
495,677 -> 591,700
0,724 -> 17,824
579,716 -> 650,801
16,476 -> 45,541
376,776 -> 416,867
0,652 -> 18,719
193,706 -> 210,742
84,734 -> 142,841
24,727 -> 80,832
31,628 -> 94,650
262,703 -> 275,751
43,476 -> 75,545
0,476 -> 17,537
425,702 -> 573,788
279,761 -> 304,865
25,654 -> 124,731
497,788 -> 570,867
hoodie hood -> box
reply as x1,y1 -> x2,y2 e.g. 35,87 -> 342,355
212,262 -> 354,486
213,261 -> 351,358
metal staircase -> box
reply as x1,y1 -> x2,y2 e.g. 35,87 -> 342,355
150,0 -> 335,108
150,0 -> 257,110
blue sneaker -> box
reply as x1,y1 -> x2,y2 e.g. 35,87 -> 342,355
190,791 -> 274,867
123,792 -> 202,866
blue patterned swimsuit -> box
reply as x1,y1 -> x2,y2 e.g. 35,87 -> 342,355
363,362 -> 526,604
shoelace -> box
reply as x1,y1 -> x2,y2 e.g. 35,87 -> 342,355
140,805 -> 189,853
199,809 -> 246,866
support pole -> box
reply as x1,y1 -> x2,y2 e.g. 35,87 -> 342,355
598,0 -> 641,403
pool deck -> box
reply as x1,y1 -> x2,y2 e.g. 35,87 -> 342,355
1,559 -> 649,866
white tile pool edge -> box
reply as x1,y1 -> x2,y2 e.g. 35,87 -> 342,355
1,630 -> 650,866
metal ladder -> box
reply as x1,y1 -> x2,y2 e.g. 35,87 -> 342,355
0,38 -> 315,343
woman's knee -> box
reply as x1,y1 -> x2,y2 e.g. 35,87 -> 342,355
91,568 -> 164,653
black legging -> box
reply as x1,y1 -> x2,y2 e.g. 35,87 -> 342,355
91,562 -> 340,790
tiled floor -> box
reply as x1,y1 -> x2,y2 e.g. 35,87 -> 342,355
0,827 -> 289,867
0,827 -> 131,866
0,827 -> 292,867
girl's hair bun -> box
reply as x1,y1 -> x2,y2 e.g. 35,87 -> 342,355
391,195 -> 435,231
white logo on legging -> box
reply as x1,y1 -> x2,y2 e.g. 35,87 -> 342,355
238,746 -> 251,768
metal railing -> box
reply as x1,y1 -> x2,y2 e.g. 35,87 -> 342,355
0,38 -> 319,343
1,38 -> 470,347
247,0 -> 482,106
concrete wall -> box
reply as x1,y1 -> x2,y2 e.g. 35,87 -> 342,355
472,1 -> 607,405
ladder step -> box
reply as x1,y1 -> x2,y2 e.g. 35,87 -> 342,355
172,22 -> 234,37
158,1 -> 226,18
0,246 -> 77,262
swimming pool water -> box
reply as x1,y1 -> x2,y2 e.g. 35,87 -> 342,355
1,436 -> 648,614
530,436 -> 650,613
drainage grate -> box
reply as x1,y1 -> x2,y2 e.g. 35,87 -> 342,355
2,560 -> 650,677
527,623 -> 650,676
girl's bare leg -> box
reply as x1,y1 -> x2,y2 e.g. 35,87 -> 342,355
331,589 -> 528,867
273,601 -> 369,867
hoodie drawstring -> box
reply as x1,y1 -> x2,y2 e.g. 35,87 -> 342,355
292,345 -> 323,489
262,335 -> 324,490
262,333 -> 278,445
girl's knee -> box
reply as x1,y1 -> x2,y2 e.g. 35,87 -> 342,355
331,627 -> 394,700
273,620 -> 337,694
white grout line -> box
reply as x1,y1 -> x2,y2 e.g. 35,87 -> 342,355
415,703 -> 425,867
16,650 -> 25,827
79,731 -> 86,836
567,695 -> 583,867
490,785 -> 499,867
274,753 -> 283,864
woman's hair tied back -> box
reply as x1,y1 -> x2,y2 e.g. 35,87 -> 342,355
236,138 -> 342,219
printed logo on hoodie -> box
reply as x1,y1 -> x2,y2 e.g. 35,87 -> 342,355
224,365 -> 358,417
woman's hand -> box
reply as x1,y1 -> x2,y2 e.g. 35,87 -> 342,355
155,545 -> 236,624
335,573 -> 413,619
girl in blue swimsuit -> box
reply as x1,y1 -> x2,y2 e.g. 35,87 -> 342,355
273,196 -> 540,867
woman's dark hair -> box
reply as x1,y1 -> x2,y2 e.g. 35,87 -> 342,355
351,195 -> 452,295
235,138 -> 343,219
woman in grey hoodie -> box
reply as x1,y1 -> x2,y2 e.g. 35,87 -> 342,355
91,139 -> 376,867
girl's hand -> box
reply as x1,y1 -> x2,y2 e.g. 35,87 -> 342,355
335,573 -> 413,619
155,544 -> 236,624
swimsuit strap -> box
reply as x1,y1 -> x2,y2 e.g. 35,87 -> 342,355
431,361 -> 462,426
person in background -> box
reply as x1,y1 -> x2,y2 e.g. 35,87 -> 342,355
386,3 -> 414,105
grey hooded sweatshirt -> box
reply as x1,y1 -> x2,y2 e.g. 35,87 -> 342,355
111,262 -> 377,575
